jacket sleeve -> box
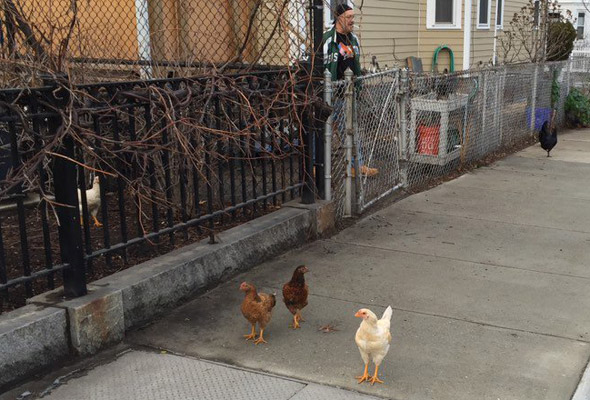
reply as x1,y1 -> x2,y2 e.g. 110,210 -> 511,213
322,29 -> 339,80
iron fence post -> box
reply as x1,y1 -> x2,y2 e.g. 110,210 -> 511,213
45,76 -> 87,298
301,0 -> 324,204
312,0 -> 325,199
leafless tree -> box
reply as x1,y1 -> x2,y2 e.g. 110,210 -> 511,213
499,0 -> 576,64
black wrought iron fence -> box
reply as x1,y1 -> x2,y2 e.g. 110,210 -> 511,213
0,69 -> 315,312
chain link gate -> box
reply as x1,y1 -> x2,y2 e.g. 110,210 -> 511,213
354,70 -> 403,212
327,69 -> 403,220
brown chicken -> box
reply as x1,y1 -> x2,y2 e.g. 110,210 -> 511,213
240,282 -> 276,345
282,265 -> 309,329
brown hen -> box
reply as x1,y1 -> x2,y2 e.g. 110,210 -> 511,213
282,265 -> 309,329
240,282 -> 276,345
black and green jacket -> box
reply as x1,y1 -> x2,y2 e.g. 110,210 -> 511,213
322,26 -> 362,80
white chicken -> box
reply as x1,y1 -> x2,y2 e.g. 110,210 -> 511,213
78,175 -> 102,227
354,306 -> 392,385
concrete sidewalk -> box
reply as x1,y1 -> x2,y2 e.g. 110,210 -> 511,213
5,349 -> 379,400
4,128 -> 590,400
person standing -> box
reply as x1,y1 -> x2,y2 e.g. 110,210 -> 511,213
323,4 -> 361,80
323,4 -> 378,177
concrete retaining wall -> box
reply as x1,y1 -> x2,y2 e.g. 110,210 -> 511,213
0,305 -> 69,389
0,201 -> 334,391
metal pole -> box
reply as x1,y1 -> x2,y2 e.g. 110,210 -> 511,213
399,68 -> 409,161
567,53 -> 573,94
44,76 -> 87,298
344,68 -> 353,217
398,68 -> 409,188
324,69 -> 333,201
134,0 -> 153,79
530,64 -> 539,132
499,66 -> 506,145
481,70 -> 487,143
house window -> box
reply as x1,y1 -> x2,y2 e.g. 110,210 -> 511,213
478,0 -> 491,29
578,12 -> 585,40
496,0 -> 504,28
435,0 -> 453,23
427,0 -> 462,29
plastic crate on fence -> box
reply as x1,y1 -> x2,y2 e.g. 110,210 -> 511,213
408,92 -> 469,165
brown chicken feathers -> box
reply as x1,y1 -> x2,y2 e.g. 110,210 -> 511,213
282,265 -> 309,329
240,282 -> 276,345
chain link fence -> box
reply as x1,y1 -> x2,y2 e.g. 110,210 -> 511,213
0,0 -> 311,86
328,59 -> 574,222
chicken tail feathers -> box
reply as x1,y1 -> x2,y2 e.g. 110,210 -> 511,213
381,306 -> 393,323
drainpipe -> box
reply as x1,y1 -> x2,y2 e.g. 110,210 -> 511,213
492,0 -> 498,65
135,0 -> 153,79
463,0 -> 473,70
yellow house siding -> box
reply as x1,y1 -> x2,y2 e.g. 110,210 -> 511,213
355,0 -> 420,70
417,0 -> 464,72
471,0 -> 496,67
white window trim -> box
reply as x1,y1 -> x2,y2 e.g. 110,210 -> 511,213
477,0 -> 492,29
577,10 -> 586,40
426,0 -> 462,30
495,0 -> 504,29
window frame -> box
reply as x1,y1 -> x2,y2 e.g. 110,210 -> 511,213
426,0 -> 462,30
577,11 -> 586,40
496,0 -> 504,29
477,0 -> 492,29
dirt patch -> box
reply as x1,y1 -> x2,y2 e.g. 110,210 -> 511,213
0,192 -> 285,314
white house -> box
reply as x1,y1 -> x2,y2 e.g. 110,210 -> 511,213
557,0 -> 589,43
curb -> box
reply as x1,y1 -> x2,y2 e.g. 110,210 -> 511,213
572,357 -> 590,400
0,200 -> 334,391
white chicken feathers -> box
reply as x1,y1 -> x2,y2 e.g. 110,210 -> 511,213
77,175 -> 102,227
355,306 -> 392,383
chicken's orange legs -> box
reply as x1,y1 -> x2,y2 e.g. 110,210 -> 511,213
369,365 -> 384,385
254,328 -> 267,345
291,312 -> 303,329
356,364 -> 369,384
244,325 -> 257,341
92,215 -> 103,227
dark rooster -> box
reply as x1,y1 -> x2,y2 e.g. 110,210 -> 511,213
539,118 -> 557,157
282,265 -> 309,329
